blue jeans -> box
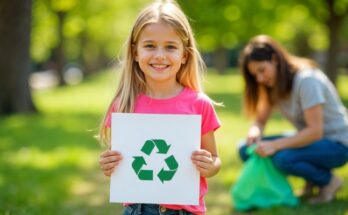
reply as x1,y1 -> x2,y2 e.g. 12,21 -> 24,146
123,204 -> 196,215
238,135 -> 348,186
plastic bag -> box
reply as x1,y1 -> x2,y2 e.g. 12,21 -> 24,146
231,145 -> 298,211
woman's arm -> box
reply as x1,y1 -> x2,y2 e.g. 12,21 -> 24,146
191,131 -> 221,178
256,104 -> 323,156
247,100 -> 272,144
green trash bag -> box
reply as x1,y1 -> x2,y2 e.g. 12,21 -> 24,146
231,145 -> 298,211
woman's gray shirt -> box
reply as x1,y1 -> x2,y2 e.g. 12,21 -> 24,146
278,68 -> 348,147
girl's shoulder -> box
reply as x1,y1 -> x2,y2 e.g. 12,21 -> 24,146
183,87 -> 214,104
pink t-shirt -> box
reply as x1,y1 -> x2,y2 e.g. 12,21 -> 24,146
104,87 -> 221,215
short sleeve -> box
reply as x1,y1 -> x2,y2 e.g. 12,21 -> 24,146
298,77 -> 326,110
199,96 -> 221,135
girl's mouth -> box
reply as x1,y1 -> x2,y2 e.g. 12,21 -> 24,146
151,64 -> 169,71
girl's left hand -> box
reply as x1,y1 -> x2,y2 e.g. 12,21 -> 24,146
255,140 -> 278,157
191,149 -> 215,177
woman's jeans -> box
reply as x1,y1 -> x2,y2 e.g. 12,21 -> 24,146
123,204 -> 195,215
239,135 -> 348,187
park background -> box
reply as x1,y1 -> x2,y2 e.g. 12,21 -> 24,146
0,0 -> 348,214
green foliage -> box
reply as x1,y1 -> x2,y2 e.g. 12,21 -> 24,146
177,0 -> 348,54
0,70 -> 347,214
31,1 -> 58,62
31,0 -> 152,63
30,0 -> 348,74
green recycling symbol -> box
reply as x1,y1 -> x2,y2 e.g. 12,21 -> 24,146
132,139 -> 179,183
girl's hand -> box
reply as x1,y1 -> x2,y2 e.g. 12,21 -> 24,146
246,125 -> 262,145
191,149 -> 219,177
255,140 -> 278,157
99,150 -> 122,177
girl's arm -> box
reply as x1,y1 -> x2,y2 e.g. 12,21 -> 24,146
191,131 -> 221,178
256,104 -> 323,156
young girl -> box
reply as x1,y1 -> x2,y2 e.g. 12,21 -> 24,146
238,35 -> 348,204
98,1 -> 221,214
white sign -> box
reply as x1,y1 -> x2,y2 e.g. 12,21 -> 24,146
110,113 -> 201,205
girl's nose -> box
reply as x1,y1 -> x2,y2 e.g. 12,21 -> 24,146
154,48 -> 165,60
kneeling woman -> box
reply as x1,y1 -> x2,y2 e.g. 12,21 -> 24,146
238,35 -> 348,204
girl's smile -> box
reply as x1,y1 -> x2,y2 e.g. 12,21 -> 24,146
151,64 -> 169,72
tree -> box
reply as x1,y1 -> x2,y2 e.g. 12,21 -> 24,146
300,0 -> 348,85
0,0 -> 37,114
323,0 -> 348,85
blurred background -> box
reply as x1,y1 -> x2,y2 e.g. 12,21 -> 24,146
0,0 -> 347,214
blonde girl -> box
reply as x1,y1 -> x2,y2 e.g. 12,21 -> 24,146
99,1 -> 221,214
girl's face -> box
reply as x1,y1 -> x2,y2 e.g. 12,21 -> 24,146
135,22 -> 187,86
247,60 -> 277,87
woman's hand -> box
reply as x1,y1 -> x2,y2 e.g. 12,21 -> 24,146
191,149 -> 220,177
99,150 -> 123,177
246,125 -> 262,145
255,140 -> 279,157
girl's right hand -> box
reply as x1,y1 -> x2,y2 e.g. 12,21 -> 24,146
246,125 -> 262,145
99,150 -> 123,177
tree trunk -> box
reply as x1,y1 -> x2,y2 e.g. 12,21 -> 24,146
325,0 -> 343,86
53,11 -> 66,86
0,0 -> 37,114
213,46 -> 229,74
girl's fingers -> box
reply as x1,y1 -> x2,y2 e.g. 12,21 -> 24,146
99,155 -> 122,165
99,150 -> 122,177
100,150 -> 121,158
192,155 -> 214,171
194,161 -> 210,170
101,162 -> 119,171
104,167 -> 115,177
192,149 -> 212,158
198,156 -> 213,164
99,152 -> 122,165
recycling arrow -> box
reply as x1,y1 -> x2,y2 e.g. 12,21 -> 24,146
141,139 -> 171,155
132,139 -> 178,183
157,155 -> 179,183
132,156 -> 153,180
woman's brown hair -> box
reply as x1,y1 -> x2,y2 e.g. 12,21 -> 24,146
239,35 -> 316,117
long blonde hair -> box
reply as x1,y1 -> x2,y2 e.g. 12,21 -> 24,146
99,0 -> 206,145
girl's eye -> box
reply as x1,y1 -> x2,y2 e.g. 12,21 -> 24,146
167,45 -> 177,50
144,44 -> 155,48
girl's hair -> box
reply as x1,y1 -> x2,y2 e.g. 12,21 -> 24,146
239,35 -> 317,117
99,0 -> 206,145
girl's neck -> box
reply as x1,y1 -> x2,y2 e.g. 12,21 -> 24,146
145,82 -> 183,99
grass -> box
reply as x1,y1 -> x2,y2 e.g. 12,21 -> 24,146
0,69 -> 347,215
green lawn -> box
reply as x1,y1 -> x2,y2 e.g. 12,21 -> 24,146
0,70 -> 347,215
